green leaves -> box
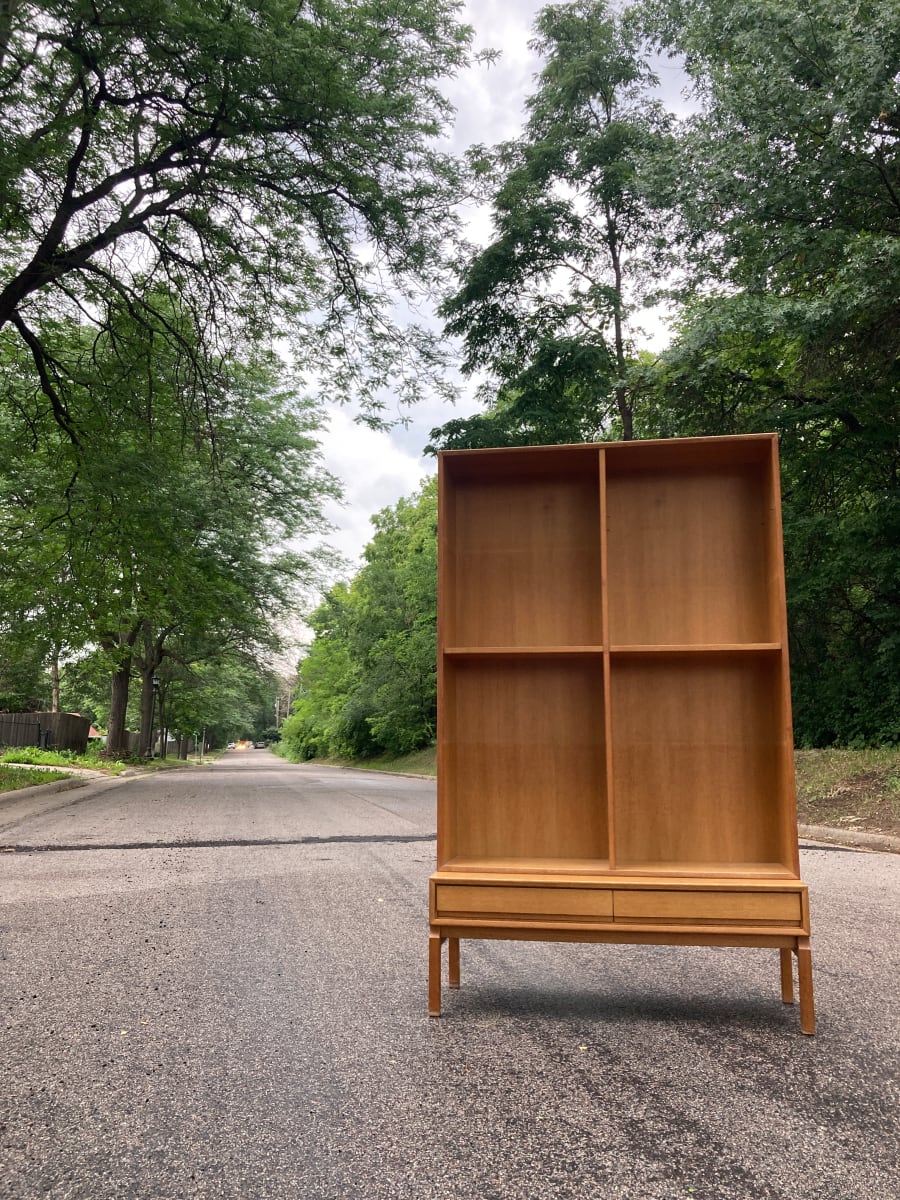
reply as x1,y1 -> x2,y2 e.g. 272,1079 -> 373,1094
0,301 -> 339,749
441,0 -> 678,440
281,478 -> 437,761
0,0 -> 474,424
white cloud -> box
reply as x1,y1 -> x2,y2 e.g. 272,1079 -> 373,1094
318,408 -> 432,570
444,0 -> 544,153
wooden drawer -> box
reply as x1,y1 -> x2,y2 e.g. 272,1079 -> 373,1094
613,889 -> 802,924
434,884 -> 613,920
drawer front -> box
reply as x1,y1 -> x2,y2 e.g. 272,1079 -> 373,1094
435,884 -> 613,920
613,889 -> 802,924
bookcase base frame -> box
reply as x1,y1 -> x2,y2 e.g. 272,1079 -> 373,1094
428,926 -> 815,1035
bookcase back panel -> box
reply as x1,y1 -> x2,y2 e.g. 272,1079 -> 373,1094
447,469 -> 602,647
442,658 -> 608,863
605,463 -> 775,645
610,655 -> 788,870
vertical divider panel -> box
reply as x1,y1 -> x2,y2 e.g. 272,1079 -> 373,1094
599,448 -> 617,870
768,437 -> 801,877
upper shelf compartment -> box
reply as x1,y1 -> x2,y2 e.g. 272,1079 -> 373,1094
440,446 -> 602,648
603,437 -> 781,647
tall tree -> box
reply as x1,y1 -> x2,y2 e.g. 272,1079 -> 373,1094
0,305 -> 338,754
636,0 -> 899,744
439,0 -> 676,442
0,0 -> 475,438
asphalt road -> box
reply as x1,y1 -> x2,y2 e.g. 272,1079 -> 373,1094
1,752 -> 898,1200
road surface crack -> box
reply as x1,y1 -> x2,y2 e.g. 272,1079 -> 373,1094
1,833 -> 437,853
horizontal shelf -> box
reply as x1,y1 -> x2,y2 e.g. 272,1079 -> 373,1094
612,860 -> 797,879
610,643 -> 782,655
443,644 -> 781,656
440,856 -> 611,876
443,645 -> 604,657
438,857 -> 797,880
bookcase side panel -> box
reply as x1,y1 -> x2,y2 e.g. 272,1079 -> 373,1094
441,658 -> 608,864
598,448 -> 617,867
766,438 -> 802,874
436,460 -> 453,866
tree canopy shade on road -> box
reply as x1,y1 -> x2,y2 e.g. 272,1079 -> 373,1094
0,0 -> 477,434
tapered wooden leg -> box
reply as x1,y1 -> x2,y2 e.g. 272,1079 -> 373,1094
448,937 -> 460,988
779,947 -> 794,1004
429,932 -> 443,1017
796,938 -> 815,1035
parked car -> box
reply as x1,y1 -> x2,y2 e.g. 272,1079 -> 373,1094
254,741 -> 266,749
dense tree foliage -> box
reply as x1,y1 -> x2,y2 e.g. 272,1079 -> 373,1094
0,0 -> 481,754
0,302 -> 338,753
637,0 -> 899,744
425,0 -> 898,747
59,643 -> 283,753
3,0 -> 896,752
436,0 -> 676,445
280,479 -> 437,761
0,0 -> 477,436
0,624 -> 49,712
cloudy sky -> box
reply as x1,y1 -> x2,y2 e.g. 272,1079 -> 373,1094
310,2 -> 546,572
310,1 -> 689,587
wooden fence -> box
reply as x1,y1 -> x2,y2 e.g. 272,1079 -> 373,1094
0,712 -> 91,754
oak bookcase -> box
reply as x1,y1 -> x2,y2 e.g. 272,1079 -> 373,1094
428,434 -> 815,1033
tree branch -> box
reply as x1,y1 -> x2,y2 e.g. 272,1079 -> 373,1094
9,311 -> 80,444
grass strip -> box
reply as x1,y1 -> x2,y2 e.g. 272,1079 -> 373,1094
0,765 -> 72,793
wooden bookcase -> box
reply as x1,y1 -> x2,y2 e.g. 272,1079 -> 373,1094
429,435 -> 815,1033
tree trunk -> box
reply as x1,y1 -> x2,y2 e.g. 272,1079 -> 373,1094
50,652 -> 60,712
137,623 -> 170,756
138,672 -> 157,757
106,658 -> 133,756
608,224 -> 633,441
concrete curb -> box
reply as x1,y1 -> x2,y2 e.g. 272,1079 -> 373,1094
799,823 -> 900,854
0,774 -> 90,805
288,760 -> 436,782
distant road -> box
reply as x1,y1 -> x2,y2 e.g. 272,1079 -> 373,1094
1,752 -> 898,1199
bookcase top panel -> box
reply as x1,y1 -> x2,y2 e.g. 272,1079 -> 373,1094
438,433 -> 778,477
